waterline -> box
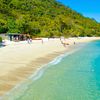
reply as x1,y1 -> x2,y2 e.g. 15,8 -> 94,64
1,43 -> 85,100
1,42 -> 91,100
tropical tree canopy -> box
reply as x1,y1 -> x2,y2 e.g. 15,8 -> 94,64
0,0 -> 100,37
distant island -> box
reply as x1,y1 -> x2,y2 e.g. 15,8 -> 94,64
0,0 -> 100,38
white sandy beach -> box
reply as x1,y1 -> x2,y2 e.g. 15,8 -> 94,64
0,37 -> 100,96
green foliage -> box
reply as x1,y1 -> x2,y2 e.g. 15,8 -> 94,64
0,0 -> 100,37
7,18 -> 19,33
0,37 -> 2,42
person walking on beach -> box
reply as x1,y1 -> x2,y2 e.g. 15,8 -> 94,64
27,38 -> 33,44
30,38 -> 32,43
27,39 -> 30,44
27,36 -> 32,44
41,39 -> 43,44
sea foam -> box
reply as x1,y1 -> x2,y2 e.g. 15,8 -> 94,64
1,45 -> 82,100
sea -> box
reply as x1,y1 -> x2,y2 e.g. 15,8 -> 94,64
1,40 -> 100,100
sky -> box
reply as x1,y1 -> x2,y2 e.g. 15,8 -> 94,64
57,0 -> 100,22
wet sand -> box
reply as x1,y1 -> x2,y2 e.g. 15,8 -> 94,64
0,37 -> 100,96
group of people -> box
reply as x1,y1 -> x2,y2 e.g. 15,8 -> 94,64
60,37 -> 76,47
27,38 -> 32,44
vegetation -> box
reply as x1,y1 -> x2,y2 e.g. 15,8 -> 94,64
0,0 -> 100,37
0,37 -> 2,42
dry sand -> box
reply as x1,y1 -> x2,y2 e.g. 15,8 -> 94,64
0,37 -> 100,96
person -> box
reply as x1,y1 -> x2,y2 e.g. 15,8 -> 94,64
41,39 -> 43,44
60,40 -> 69,47
30,38 -> 32,43
27,38 -> 30,44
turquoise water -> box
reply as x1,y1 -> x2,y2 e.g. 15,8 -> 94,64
2,40 -> 100,100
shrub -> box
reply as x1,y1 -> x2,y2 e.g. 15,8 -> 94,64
0,37 -> 2,42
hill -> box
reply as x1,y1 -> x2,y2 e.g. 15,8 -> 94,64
0,0 -> 100,37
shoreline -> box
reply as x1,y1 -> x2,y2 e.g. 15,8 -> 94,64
0,37 -> 100,96
2,47 -> 79,99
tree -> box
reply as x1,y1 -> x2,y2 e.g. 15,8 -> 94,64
0,0 -> 99,37
7,18 -> 19,33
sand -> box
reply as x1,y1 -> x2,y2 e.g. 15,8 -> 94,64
0,37 -> 100,96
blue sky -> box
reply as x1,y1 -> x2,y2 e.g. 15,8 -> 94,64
57,0 -> 100,22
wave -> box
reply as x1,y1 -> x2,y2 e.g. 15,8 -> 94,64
29,48 -> 79,81
1,45 -> 83,99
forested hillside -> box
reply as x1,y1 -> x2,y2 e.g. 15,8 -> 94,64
0,0 -> 100,37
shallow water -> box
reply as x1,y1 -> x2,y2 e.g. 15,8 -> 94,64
2,40 -> 100,100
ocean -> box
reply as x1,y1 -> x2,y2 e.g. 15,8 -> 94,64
2,40 -> 100,100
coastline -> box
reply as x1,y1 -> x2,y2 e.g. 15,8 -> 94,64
0,37 -> 100,96
1,48 -> 79,100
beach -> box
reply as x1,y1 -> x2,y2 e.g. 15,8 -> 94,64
0,37 -> 100,96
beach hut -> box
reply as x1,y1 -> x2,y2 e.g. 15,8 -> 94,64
8,33 -> 20,41
8,33 -> 28,41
